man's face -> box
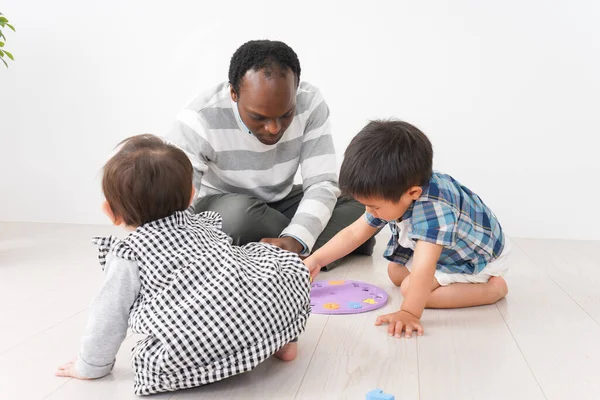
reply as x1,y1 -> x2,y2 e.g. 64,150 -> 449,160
231,69 -> 297,146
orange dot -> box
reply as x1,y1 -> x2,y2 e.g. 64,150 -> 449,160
328,280 -> 345,285
323,303 -> 340,310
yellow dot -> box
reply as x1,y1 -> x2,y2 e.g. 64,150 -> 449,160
363,298 -> 377,304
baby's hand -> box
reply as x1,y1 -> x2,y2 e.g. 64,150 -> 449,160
55,359 -> 92,380
375,310 -> 424,338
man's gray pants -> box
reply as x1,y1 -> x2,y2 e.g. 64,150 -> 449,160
195,185 -> 376,270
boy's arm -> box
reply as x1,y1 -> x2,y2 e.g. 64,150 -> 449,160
375,240 -> 442,337
400,240 -> 443,317
56,254 -> 140,380
304,216 -> 378,278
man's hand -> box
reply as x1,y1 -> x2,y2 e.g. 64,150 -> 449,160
375,310 -> 424,338
303,256 -> 322,280
55,359 -> 92,380
260,236 -> 304,254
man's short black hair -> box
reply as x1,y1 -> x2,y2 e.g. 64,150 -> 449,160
340,120 -> 434,202
228,40 -> 301,94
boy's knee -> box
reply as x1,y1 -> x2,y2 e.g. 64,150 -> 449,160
387,262 -> 409,286
400,276 -> 411,297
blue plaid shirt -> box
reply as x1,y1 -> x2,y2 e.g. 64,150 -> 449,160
365,172 -> 505,275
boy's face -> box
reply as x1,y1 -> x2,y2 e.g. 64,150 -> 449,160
355,187 -> 423,221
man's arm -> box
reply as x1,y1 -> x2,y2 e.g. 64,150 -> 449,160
56,254 -> 140,380
280,93 -> 339,255
165,110 -> 215,200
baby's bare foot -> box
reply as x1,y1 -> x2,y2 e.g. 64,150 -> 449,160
274,342 -> 298,362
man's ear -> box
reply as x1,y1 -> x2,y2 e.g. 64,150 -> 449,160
407,186 -> 423,200
102,201 -> 122,226
229,84 -> 239,102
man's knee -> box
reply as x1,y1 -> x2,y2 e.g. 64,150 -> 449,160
195,194 -> 278,244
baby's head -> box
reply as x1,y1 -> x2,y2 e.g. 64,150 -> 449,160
340,120 -> 433,221
101,134 -> 194,228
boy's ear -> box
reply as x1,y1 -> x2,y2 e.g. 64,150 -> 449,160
189,187 -> 196,207
407,186 -> 423,200
101,201 -> 122,226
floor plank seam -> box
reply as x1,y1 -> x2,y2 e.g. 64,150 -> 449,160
292,315 -> 331,400
0,308 -> 88,356
292,262 -> 351,399
43,377 -> 72,399
415,337 -> 422,400
512,239 -> 600,327
495,302 -> 548,400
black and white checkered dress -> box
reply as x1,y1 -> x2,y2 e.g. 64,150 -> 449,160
94,210 -> 311,395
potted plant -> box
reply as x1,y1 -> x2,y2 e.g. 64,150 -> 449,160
0,12 -> 16,67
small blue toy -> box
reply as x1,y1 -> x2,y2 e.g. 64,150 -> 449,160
366,388 -> 395,400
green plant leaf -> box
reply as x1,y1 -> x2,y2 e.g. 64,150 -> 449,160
0,41 -> 4,47
0,17 -> 8,23
7,24 -> 15,32
0,49 -> 4,57
0,32 -> 5,41
1,57 -> 8,68
3,50 -> 13,60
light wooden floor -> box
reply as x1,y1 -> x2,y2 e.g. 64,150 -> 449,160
1,222 -> 599,400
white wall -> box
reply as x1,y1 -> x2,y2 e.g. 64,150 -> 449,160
1,0 -> 599,240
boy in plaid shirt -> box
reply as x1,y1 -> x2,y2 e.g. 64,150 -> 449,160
304,120 -> 510,338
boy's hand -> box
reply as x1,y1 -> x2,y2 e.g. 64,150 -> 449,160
303,256 -> 322,280
375,310 -> 424,338
55,359 -> 92,380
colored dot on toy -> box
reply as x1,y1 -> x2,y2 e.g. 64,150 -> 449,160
348,302 -> 362,309
328,280 -> 345,285
323,302 -> 340,310
363,298 -> 377,304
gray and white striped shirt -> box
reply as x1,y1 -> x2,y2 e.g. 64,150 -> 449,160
167,81 -> 340,253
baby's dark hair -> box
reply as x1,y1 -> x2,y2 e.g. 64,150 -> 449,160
339,120 -> 433,202
102,134 -> 193,227
228,40 -> 301,94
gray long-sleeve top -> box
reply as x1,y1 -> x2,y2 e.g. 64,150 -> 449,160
74,253 -> 140,378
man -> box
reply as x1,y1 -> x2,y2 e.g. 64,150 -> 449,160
167,40 -> 374,267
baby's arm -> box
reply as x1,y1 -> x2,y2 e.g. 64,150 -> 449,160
375,240 -> 442,337
304,216 -> 378,278
56,253 -> 140,380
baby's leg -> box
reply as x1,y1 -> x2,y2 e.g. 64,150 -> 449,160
401,275 -> 508,309
274,341 -> 298,361
387,262 -> 411,286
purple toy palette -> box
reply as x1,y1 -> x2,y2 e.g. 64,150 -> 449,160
310,279 -> 388,315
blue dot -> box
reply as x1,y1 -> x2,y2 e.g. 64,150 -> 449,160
348,302 -> 362,309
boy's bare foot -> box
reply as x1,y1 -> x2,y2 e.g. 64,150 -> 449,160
488,276 -> 509,301
274,342 -> 297,361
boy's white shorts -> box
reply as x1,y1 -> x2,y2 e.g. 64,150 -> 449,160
399,221 -> 512,287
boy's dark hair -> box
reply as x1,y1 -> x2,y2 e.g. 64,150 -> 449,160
228,40 -> 301,94
102,134 -> 193,227
340,120 -> 433,202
